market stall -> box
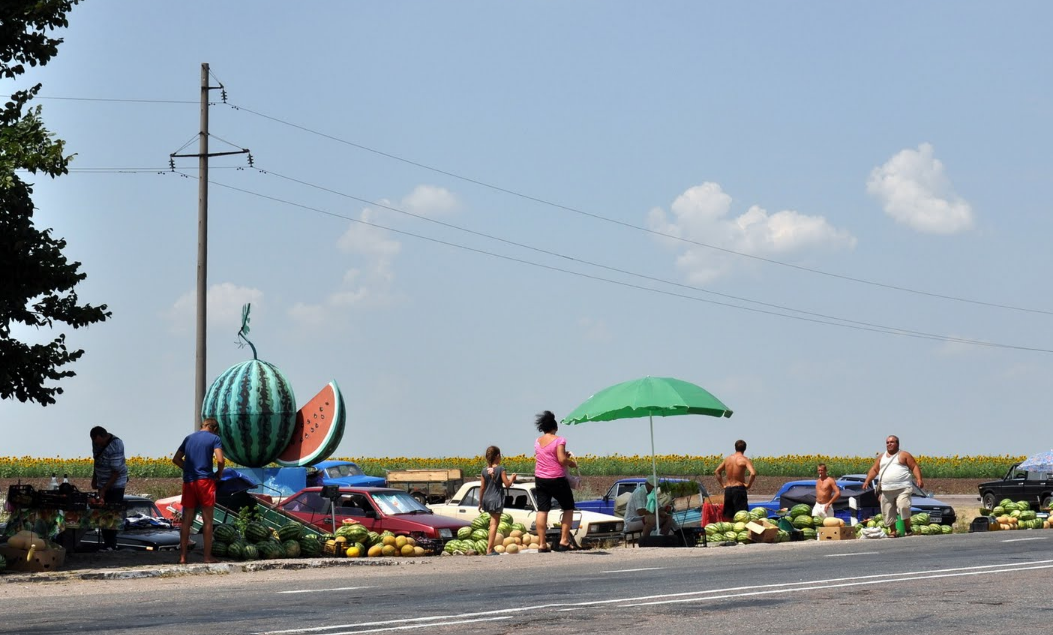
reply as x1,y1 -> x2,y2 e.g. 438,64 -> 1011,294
3,483 -> 125,559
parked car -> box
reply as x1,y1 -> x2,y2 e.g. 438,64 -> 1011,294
78,495 -> 193,552
276,486 -> 469,543
309,460 -> 386,488
839,475 -> 956,525
428,478 -> 625,547
977,462 -> 1053,510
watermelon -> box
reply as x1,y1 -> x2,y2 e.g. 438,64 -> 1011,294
277,523 -> 303,542
474,539 -> 488,554
500,513 -> 513,525
457,526 -> 473,540
788,504 -> 811,518
244,522 -> 270,543
471,515 -> 490,530
283,540 -> 301,558
335,523 -> 363,541
749,507 -> 768,519
277,381 -> 347,467
471,529 -> 489,542
299,537 -> 322,557
732,510 -> 751,523
243,544 -> 259,560
214,524 -> 238,544
211,541 -> 229,557
226,541 -> 245,560
912,513 -> 930,526
1017,500 -> 1031,511
202,359 -> 297,467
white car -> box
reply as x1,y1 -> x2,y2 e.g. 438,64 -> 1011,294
428,478 -> 625,547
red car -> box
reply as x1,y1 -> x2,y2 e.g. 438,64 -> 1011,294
278,486 -> 470,543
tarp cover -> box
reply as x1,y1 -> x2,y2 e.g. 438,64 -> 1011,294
778,483 -> 879,510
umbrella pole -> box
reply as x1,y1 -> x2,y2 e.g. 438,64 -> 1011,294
650,413 -> 659,537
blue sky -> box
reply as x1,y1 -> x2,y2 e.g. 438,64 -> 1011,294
4,1 -> 1052,463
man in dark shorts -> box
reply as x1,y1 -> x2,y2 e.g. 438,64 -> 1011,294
715,439 -> 756,521
173,417 -> 224,564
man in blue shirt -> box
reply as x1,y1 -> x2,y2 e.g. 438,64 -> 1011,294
173,418 -> 224,564
90,426 -> 129,550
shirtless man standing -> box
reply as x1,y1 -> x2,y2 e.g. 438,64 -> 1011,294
813,463 -> 840,518
715,440 -> 756,521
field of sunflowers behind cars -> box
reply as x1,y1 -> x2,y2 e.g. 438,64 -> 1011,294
0,454 -> 1037,570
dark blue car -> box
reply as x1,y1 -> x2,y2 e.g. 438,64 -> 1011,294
310,460 -> 386,488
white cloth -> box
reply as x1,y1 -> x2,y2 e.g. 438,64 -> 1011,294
879,452 -> 913,489
812,502 -> 832,518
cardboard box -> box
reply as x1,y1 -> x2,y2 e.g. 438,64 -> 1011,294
0,544 -> 66,572
746,520 -> 778,543
818,526 -> 855,541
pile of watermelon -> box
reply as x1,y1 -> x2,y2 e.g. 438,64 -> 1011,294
982,499 -> 1049,531
703,508 -> 791,544
443,513 -> 536,555
209,519 -> 319,561
860,512 -> 954,536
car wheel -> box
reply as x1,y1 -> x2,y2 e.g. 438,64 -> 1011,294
1041,495 -> 1052,510
981,492 -> 997,510
412,492 -> 427,506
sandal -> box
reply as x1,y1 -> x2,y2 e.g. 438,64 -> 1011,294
537,546 -> 552,553
560,541 -> 583,551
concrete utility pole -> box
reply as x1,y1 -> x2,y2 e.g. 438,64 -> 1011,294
170,63 -> 249,432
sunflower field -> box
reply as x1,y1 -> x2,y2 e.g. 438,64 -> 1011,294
0,454 -> 1025,479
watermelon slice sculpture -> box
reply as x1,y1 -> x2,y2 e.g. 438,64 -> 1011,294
201,304 -> 297,467
276,381 -> 346,467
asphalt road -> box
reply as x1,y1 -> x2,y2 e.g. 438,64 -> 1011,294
3,531 -> 1051,635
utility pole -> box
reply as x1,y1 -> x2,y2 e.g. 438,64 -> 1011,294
170,63 -> 249,432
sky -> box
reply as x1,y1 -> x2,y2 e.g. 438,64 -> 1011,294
3,1 -> 1052,463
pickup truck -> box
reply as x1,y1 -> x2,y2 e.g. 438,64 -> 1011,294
428,477 -> 625,547
576,477 -> 706,527
384,468 -> 464,505
977,463 -> 1053,510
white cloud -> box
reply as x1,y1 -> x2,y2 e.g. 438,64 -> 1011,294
648,182 -> 856,284
164,283 -> 263,333
287,186 -> 446,329
867,143 -> 974,234
400,185 -> 458,215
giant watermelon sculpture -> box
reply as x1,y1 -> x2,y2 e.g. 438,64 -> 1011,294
201,304 -> 297,467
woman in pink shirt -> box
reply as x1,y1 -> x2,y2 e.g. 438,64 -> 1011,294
533,410 -> 579,552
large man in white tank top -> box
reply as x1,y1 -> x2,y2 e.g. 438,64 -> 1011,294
862,435 -> 924,536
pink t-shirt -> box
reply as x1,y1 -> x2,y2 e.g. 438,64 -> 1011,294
534,436 -> 567,479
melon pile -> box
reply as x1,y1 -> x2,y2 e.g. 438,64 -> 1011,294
209,520 -> 321,561
978,499 -> 1049,531
331,521 -> 432,558
860,512 -> 953,535
704,508 -> 791,544
443,513 -> 538,555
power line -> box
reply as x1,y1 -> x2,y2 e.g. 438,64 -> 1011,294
37,93 -> 1053,316
221,101 -> 1053,318
166,169 -> 1052,354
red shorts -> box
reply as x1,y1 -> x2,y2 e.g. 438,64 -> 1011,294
182,478 -> 216,509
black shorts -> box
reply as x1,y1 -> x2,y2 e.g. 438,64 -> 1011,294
534,477 -> 576,513
722,485 -> 748,520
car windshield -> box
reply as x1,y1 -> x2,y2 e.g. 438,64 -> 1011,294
326,463 -> 364,478
372,491 -> 430,515
126,501 -> 162,518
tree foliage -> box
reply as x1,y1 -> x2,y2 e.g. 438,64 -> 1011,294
1,0 -> 111,406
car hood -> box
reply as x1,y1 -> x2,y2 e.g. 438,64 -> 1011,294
118,528 -> 184,545
323,475 -> 387,488
386,513 -> 471,530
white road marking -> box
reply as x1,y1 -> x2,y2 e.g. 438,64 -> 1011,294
1002,537 -> 1048,543
278,586 -> 370,594
603,567 -> 663,573
258,559 -> 1053,635
824,552 -> 878,557
310,616 -> 511,634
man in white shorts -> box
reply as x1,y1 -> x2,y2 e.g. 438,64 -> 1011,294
812,463 -> 840,518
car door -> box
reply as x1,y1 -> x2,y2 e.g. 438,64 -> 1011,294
336,493 -> 380,533
281,491 -> 337,531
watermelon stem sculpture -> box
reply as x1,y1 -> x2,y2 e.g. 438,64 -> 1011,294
236,302 -> 258,360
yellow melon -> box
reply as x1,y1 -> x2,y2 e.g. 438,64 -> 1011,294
400,544 -> 415,556
381,544 -> 397,556
382,535 -> 397,547
494,544 -> 505,553
395,536 -> 408,549
345,546 -> 361,558
413,546 -> 425,556
367,544 -> 383,557
505,544 -> 519,554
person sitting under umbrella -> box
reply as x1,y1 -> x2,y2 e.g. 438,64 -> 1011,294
623,476 -> 673,537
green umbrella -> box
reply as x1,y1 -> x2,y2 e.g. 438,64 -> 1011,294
562,376 -> 733,535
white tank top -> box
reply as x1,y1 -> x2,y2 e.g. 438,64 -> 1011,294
879,452 -> 912,488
